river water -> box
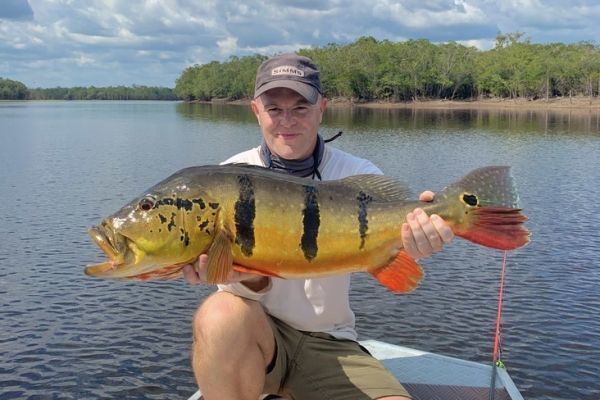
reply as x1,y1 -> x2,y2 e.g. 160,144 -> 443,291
1,101 -> 599,399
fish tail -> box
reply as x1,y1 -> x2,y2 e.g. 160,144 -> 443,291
456,206 -> 530,250
437,166 -> 530,250
370,250 -> 424,293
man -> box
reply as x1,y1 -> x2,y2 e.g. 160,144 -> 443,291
183,54 -> 454,400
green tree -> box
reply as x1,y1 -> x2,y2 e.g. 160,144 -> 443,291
0,78 -> 29,99
172,34 -> 599,103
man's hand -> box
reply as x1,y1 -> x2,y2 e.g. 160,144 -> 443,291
182,254 -> 269,291
401,191 -> 454,260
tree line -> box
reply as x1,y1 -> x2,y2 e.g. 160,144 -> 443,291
0,81 -> 177,100
175,33 -> 600,102
3,34 -> 598,102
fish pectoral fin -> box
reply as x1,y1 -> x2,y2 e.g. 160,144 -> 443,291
205,228 -> 234,284
233,264 -> 281,278
84,261 -> 117,277
370,250 -> 424,293
129,263 -> 186,281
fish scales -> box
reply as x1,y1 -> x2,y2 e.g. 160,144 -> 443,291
226,174 -> 401,276
205,168 -> 403,275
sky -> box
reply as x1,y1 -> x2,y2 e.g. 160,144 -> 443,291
0,0 -> 598,88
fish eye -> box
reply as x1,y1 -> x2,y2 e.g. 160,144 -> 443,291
139,197 -> 156,211
462,193 -> 479,206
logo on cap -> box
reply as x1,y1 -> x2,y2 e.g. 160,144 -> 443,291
271,66 -> 304,77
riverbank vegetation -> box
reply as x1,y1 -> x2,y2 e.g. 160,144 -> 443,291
0,81 -> 176,100
175,33 -> 599,104
0,78 -> 29,100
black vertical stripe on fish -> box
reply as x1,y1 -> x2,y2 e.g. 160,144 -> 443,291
300,185 -> 320,261
234,175 -> 256,257
357,191 -> 373,250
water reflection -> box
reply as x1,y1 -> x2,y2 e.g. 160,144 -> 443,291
176,102 -> 255,124
325,106 -> 600,135
175,101 -> 600,136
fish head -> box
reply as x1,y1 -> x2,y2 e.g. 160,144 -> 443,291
86,183 -> 221,279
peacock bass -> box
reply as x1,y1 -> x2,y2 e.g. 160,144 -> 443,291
85,165 -> 529,292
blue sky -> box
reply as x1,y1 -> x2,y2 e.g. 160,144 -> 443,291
1,0 -> 598,88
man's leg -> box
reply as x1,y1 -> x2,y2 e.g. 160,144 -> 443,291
191,291 -> 276,400
278,326 -> 412,400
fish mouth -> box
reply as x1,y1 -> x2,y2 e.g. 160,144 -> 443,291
86,224 -> 132,277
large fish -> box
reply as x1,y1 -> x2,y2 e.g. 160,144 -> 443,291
85,165 -> 529,292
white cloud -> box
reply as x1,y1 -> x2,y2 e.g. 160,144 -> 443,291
373,0 -> 489,28
217,36 -> 238,55
75,52 -> 94,65
0,0 -> 597,87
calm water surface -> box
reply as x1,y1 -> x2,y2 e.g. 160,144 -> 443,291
1,101 -> 599,399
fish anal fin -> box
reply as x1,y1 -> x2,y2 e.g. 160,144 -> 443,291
233,264 -> 281,278
370,250 -> 424,293
205,228 -> 234,284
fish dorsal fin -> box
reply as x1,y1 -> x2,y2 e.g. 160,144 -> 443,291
205,227 -> 234,284
337,174 -> 411,202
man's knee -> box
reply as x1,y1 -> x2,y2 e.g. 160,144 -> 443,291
192,291 -> 275,368
193,291 -> 266,340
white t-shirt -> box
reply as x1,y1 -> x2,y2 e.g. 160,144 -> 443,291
218,144 -> 382,340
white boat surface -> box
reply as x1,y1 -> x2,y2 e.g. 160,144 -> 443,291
187,339 -> 524,400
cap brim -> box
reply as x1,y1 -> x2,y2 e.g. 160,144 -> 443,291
254,80 -> 319,104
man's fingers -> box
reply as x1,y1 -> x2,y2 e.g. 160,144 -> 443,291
182,263 -> 202,285
403,208 -> 455,260
415,208 -> 443,252
182,254 -> 211,285
431,214 -> 454,243
407,209 -> 433,257
402,222 -> 420,260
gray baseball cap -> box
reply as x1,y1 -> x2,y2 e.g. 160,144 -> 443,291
254,53 -> 322,104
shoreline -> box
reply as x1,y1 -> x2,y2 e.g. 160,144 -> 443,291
210,96 -> 600,112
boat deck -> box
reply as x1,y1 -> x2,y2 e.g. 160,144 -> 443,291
361,339 -> 523,400
187,339 -> 523,400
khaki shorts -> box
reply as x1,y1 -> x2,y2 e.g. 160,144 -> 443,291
263,317 -> 411,399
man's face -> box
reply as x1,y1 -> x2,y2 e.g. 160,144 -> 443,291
251,87 -> 327,160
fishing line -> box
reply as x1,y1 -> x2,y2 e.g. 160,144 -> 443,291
313,131 -> 343,180
489,250 -> 508,400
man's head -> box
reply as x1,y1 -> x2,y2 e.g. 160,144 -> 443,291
254,53 -> 322,104
252,54 -> 327,161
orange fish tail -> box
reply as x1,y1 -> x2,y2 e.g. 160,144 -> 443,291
456,206 -> 530,250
